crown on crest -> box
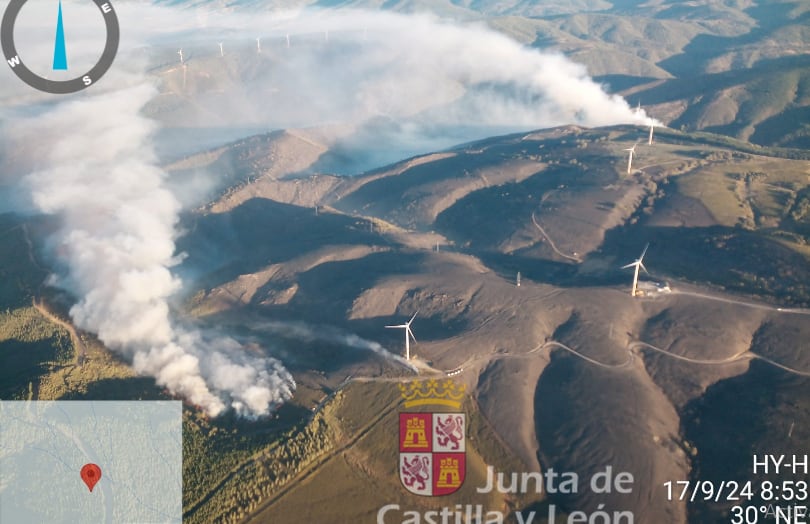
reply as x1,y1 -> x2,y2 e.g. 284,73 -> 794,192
399,379 -> 466,409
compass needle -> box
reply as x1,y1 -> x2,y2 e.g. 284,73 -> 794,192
53,0 -> 68,70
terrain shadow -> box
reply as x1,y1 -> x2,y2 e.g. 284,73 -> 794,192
177,198 -> 382,290
640,54 -> 810,106
657,4 -> 810,76
682,359 -> 810,522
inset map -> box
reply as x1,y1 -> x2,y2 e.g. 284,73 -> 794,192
0,400 -> 182,523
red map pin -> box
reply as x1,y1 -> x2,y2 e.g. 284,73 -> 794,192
80,463 -> 102,492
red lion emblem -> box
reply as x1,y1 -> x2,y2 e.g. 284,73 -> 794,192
435,414 -> 464,450
401,455 -> 431,491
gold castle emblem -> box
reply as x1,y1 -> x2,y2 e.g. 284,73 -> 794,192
436,457 -> 462,489
402,417 -> 429,449
399,379 -> 466,409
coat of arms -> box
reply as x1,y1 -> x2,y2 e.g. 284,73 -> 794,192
398,379 -> 466,496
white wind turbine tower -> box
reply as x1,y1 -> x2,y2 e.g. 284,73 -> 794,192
256,37 -> 262,53
624,141 -> 638,174
286,33 -> 290,48
647,120 -> 655,146
177,49 -> 184,64
386,312 -> 418,361
621,243 -> 649,297
218,42 -> 224,57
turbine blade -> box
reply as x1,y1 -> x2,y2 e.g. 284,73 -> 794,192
639,262 -> 649,275
640,242 -> 649,260
407,310 -> 419,325
385,324 -> 407,329
407,326 -> 417,343
621,262 -> 636,269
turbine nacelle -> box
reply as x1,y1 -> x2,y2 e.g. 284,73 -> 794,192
621,244 -> 650,297
621,243 -> 648,270
385,311 -> 418,360
621,260 -> 648,274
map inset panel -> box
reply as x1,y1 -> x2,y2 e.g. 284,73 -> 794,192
0,401 -> 182,523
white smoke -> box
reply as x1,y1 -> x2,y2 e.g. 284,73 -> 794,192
1,4 -> 655,418
255,320 -> 418,373
119,6 -> 657,166
14,85 -> 294,418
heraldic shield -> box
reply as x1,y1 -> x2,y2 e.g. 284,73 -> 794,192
399,412 -> 466,496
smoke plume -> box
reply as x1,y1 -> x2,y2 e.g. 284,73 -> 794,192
13,85 -> 294,417
123,6 -> 658,167
256,320 -> 418,373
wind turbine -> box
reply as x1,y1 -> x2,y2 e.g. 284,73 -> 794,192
256,37 -> 262,53
386,312 -> 418,361
286,33 -> 291,48
177,49 -> 184,65
218,42 -> 224,57
621,243 -> 649,297
647,120 -> 655,145
624,141 -> 638,174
